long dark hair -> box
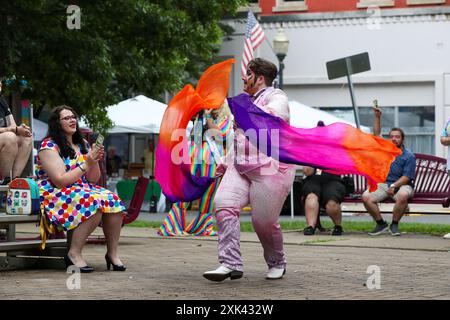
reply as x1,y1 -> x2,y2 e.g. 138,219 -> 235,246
46,105 -> 88,159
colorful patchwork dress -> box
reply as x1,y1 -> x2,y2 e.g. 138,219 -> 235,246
35,138 -> 126,231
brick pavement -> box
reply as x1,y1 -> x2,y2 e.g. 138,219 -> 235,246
1,227 -> 450,300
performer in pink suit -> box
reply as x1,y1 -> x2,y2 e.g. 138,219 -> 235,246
203,58 -> 296,282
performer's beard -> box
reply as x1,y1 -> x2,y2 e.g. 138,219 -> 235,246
244,78 -> 257,95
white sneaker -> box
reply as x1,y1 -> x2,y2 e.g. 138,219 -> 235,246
443,232 -> 450,239
203,265 -> 243,282
266,267 -> 286,280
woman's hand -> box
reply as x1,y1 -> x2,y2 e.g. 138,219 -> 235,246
87,144 -> 104,165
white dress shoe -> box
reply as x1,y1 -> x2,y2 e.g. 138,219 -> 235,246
266,267 -> 286,280
443,232 -> 450,239
203,265 -> 243,282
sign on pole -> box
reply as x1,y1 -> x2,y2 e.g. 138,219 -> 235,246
326,52 -> 371,129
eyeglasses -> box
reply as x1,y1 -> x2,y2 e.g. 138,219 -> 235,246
60,115 -> 78,121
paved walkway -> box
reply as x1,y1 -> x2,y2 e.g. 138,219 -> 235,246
1,223 -> 450,300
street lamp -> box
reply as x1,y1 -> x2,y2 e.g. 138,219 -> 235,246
272,28 -> 289,89
273,28 -> 295,219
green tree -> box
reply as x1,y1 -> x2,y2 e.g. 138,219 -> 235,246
0,0 -> 246,132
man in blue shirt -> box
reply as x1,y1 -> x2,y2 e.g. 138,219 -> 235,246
362,106 -> 416,236
439,118 -> 450,239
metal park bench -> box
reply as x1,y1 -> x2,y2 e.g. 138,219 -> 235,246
342,153 -> 450,212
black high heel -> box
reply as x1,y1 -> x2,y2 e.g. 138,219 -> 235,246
105,255 -> 126,271
64,255 -> 94,273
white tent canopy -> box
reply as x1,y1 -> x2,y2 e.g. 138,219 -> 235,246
34,98 -> 369,140
106,95 -> 167,134
32,95 -> 166,146
104,96 -> 370,134
32,118 -> 48,141
289,100 -> 370,132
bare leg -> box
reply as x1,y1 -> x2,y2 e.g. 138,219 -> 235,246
325,200 -> 342,226
12,135 -> 32,177
0,132 -> 18,178
362,193 -> 382,221
393,192 -> 409,223
68,211 -> 102,267
304,193 -> 319,227
102,212 -> 124,265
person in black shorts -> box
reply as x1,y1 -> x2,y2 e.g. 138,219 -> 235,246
301,166 -> 346,236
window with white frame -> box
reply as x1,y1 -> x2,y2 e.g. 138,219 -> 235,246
273,0 -> 308,12
406,0 -> 445,5
357,0 -> 395,8
238,0 -> 261,13
319,106 -> 436,154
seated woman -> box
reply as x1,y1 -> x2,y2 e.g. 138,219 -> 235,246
36,105 -> 126,273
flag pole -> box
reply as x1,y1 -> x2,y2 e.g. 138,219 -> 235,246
248,9 -> 276,58
264,36 -> 276,56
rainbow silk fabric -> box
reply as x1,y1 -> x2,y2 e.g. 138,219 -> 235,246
156,59 -> 401,202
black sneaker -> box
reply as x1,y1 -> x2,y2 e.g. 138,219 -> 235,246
0,177 -> 11,186
332,225 -> 343,236
303,226 -> 316,235
368,221 -> 389,236
389,223 -> 401,236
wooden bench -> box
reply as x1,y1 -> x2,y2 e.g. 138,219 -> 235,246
0,183 -> 66,270
0,176 -> 149,269
342,153 -> 450,212
0,214 -> 67,270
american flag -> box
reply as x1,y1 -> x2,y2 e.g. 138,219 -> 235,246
241,10 -> 266,77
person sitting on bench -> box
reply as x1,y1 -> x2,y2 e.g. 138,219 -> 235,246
301,165 -> 345,236
36,105 -> 127,273
0,81 -> 32,184
301,121 -> 345,236
362,105 -> 415,236
439,117 -> 450,239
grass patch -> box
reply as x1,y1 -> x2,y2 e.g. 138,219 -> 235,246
127,219 -> 450,236
127,221 -> 164,229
